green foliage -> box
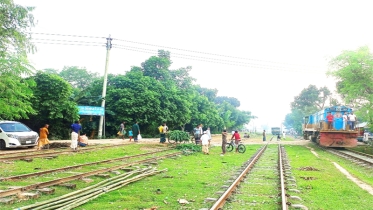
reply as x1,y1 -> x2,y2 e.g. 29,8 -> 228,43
58,66 -> 99,90
291,84 -> 331,112
23,72 -> 79,138
285,85 -> 332,134
168,130 -> 190,143
0,0 -> 35,57
215,96 -> 241,107
329,46 -> 373,132
0,1 -> 36,120
175,143 -> 202,155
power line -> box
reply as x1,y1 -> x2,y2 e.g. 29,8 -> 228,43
113,46 -> 323,73
112,44 -> 317,70
113,38 -> 321,68
29,32 -> 106,39
31,41 -> 105,47
33,38 -> 105,44
28,32 -> 322,68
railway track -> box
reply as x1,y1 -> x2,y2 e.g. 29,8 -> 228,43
0,144 -> 127,161
0,148 -> 172,181
209,144 -> 306,210
0,151 -> 181,198
327,148 -> 373,167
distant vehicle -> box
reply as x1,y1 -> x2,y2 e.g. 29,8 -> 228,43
0,121 -> 39,150
302,106 -> 358,147
271,127 -> 281,135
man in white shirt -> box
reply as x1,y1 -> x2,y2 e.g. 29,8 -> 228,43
342,112 -> 348,130
348,112 -> 357,130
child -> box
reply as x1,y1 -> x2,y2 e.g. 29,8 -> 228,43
128,130 -> 133,142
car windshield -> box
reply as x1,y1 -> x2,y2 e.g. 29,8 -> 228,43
0,123 -> 31,132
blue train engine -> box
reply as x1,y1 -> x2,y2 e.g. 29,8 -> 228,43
302,106 -> 358,147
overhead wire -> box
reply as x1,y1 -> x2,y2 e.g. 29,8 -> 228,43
31,41 -> 105,47
29,32 -> 106,39
113,38 -> 321,68
113,46 -> 323,73
112,44 -> 318,70
29,32 -> 322,69
28,34 -> 326,73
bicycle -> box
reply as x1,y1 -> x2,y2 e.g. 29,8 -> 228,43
226,139 -> 246,153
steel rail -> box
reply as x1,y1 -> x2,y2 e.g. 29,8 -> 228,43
0,149 -> 172,181
209,144 -> 268,210
346,148 -> 373,159
0,144 -> 126,157
329,149 -> 373,166
278,144 -> 288,210
0,151 -> 181,198
0,144 -> 128,161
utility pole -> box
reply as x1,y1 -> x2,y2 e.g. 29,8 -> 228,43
98,35 -> 112,138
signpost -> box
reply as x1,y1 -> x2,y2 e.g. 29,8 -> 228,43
78,106 -> 105,116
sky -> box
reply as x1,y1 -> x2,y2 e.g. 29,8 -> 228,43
14,0 -> 373,130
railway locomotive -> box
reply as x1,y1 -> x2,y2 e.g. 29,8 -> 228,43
302,105 -> 358,147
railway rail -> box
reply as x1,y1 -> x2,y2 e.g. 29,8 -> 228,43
0,151 -> 181,198
0,144 -> 128,161
209,144 -> 306,210
0,148 -> 172,181
327,148 -> 373,167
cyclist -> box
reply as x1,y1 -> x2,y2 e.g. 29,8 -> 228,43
231,131 -> 241,153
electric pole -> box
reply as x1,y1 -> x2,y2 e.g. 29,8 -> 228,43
98,35 -> 112,138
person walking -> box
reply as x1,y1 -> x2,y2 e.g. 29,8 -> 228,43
160,122 -> 168,143
132,121 -> 140,142
193,124 -> 201,145
119,121 -> 126,140
263,130 -> 266,141
37,124 -> 50,150
128,130 -> 133,141
201,131 -> 210,155
282,131 -> 286,139
71,120 -> 81,151
206,127 -> 212,147
221,130 -> 228,156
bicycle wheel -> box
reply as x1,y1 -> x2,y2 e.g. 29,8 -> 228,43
238,144 -> 246,153
226,144 -> 234,152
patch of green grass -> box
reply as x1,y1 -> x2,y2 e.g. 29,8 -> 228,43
286,145 -> 373,210
75,145 -> 263,210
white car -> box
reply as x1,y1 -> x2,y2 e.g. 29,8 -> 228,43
0,121 -> 39,149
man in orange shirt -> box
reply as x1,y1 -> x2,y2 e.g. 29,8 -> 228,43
37,124 -> 50,150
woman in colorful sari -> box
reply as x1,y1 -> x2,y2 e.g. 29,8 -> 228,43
37,124 -> 50,150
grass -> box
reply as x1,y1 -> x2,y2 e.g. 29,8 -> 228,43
76,145 -> 262,210
286,145 -> 373,210
2,143 -> 373,209
349,145 -> 373,155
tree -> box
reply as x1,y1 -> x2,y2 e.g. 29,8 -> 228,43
23,72 -> 79,139
59,66 -> 99,90
291,85 -> 331,113
0,0 -> 35,57
329,46 -> 373,130
215,96 -> 241,107
285,85 -> 332,134
0,0 -> 36,120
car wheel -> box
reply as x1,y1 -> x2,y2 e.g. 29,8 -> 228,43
0,140 -> 6,150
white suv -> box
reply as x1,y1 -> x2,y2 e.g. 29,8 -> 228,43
0,121 -> 39,149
